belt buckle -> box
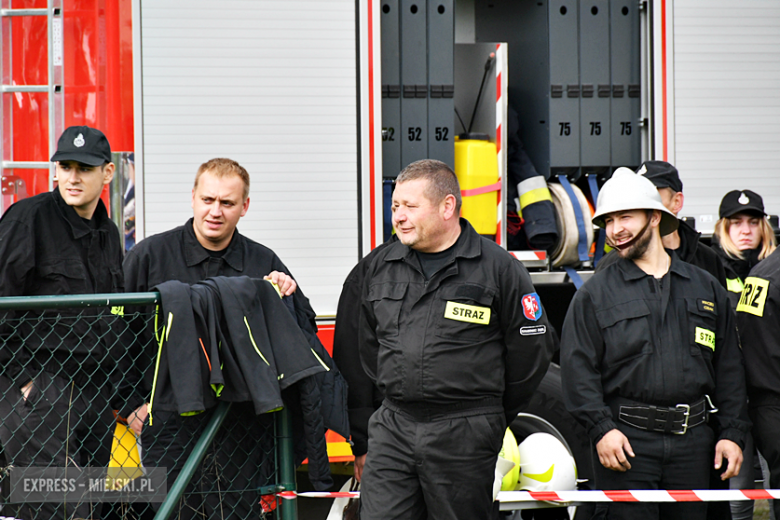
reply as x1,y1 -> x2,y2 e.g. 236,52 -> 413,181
673,403 -> 690,435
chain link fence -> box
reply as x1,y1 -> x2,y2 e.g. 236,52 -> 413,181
0,293 -> 297,520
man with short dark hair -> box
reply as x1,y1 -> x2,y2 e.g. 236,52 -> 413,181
561,169 -> 749,520
358,159 -> 554,520
0,126 -> 123,520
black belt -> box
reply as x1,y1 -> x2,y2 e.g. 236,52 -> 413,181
384,397 -> 503,422
617,395 -> 717,435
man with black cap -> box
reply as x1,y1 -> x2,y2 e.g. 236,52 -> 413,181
595,160 -> 727,288
0,126 -> 123,519
561,169 -> 749,520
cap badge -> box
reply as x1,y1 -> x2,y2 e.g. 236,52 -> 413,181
637,164 -> 647,175
73,133 -> 85,148
738,193 -> 750,205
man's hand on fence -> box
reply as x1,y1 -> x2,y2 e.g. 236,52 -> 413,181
265,271 -> 297,296
596,429 -> 635,472
20,380 -> 33,400
715,439 -> 743,480
128,403 -> 149,436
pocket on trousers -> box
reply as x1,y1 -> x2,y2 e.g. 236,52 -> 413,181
470,413 -> 506,454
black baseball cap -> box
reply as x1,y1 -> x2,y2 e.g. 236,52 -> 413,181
719,189 -> 766,219
50,126 -> 112,166
635,160 -> 683,193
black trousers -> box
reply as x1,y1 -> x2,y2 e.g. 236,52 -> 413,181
0,372 -> 115,520
591,421 -> 715,520
140,402 -> 275,520
360,402 -> 506,520
750,404 -> 780,520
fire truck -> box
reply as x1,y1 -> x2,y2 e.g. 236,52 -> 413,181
2,0 -> 779,515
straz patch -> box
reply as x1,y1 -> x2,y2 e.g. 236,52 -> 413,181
444,301 -> 491,325
737,277 -> 770,317
698,299 -> 715,314
521,293 -> 543,321
520,325 -> 547,336
695,327 -> 715,351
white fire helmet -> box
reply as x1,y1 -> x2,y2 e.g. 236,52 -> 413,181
517,432 -> 577,492
591,167 -> 678,237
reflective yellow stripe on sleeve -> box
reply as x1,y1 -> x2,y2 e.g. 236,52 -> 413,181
517,177 -> 553,210
519,187 -> 553,210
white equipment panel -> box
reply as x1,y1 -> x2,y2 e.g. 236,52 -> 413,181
666,0 -> 780,232
134,0 -> 359,316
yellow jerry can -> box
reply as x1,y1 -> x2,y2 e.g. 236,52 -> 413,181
454,136 -> 499,235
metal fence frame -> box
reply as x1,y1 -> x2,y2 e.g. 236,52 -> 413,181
0,292 -> 299,520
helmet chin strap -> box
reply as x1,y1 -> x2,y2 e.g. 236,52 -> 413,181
607,216 -> 653,251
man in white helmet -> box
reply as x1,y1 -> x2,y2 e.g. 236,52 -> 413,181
560,169 -> 749,520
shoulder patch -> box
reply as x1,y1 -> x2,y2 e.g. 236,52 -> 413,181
737,277 -> 770,317
521,293 -> 543,321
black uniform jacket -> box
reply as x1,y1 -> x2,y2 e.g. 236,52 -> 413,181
359,219 -> 554,422
332,237 -> 395,456
148,278 -> 328,415
561,251 -> 749,448
596,218 -> 727,289
736,247 -> 780,404
146,276 -> 333,490
0,188 -> 123,385
121,220 -> 342,416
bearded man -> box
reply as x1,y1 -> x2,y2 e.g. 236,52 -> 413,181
560,169 -> 749,520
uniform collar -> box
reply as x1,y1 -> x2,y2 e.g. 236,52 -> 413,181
384,218 -> 482,263
616,249 -> 690,281
182,217 -> 245,271
52,186 -> 109,239
675,218 -> 701,261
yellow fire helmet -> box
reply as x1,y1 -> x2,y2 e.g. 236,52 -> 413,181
517,432 -> 577,492
498,428 -> 521,491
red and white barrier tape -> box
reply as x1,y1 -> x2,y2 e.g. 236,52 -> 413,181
276,489 -> 780,503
